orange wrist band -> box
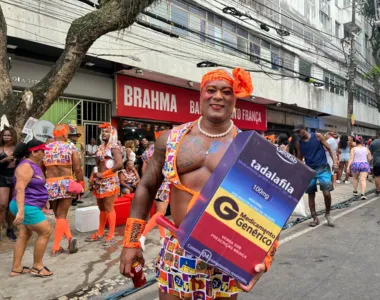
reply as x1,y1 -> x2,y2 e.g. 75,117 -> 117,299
263,239 -> 279,272
123,218 -> 146,248
102,169 -> 114,177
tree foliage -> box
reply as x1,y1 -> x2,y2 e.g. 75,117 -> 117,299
0,0 -> 157,135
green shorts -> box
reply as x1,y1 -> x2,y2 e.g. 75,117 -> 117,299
9,200 -> 46,225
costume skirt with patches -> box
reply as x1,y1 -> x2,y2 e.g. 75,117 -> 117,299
155,231 -> 241,300
91,173 -> 120,199
45,176 -> 76,201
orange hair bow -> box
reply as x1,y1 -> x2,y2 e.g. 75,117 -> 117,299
99,122 -> 111,129
200,68 -> 253,98
53,124 -> 69,138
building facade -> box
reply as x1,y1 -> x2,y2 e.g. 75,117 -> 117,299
2,0 -> 379,139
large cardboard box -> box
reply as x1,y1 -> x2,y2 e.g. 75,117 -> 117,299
175,131 -> 315,285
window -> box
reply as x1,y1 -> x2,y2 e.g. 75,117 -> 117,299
299,59 -> 311,78
207,24 -> 222,51
282,50 -> 295,76
320,0 -> 330,16
343,0 -> 350,6
171,4 -> 189,36
189,14 -> 206,42
223,30 -> 237,55
261,39 -> 270,49
145,2 -> 287,66
271,45 -> 282,70
335,0 -> 339,7
250,42 -> 260,64
335,22 -> 340,38
324,71 -> 344,96
320,11 -> 331,34
237,36 -> 248,59
365,34 -> 369,60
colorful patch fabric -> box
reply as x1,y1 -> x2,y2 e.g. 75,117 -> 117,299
45,176 -> 75,201
351,161 -> 371,174
92,173 -> 120,199
142,146 -> 155,162
156,232 -> 241,300
96,142 -> 121,161
43,141 -> 77,166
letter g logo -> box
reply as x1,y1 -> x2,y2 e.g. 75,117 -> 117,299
214,196 -> 239,220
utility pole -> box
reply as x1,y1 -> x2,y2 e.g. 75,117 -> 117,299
347,0 -> 356,136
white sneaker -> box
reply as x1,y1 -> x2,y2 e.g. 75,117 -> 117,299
344,180 -> 350,184
336,180 -> 341,184
160,238 -> 164,247
139,236 -> 146,252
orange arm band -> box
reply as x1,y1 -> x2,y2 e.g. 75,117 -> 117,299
123,218 -> 146,248
263,239 -> 279,272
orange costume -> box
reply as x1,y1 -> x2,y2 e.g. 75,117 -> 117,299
88,123 -> 120,245
123,69 -> 278,299
43,124 -> 84,255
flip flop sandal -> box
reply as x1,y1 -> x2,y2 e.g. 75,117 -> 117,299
51,247 -> 65,257
10,266 -> 31,277
68,238 -> 78,254
31,266 -> 53,278
85,234 -> 103,242
309,221 -> 319,227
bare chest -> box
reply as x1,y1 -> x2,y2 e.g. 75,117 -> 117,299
175,134 -> 232,175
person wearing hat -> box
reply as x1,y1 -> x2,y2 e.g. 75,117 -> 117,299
9,139 -> 53,277
68,125 -> 85,163
294,124 -> 338,227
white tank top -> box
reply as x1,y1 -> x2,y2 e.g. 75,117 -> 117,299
353,147 -> 368,163
128,151 -> 136,163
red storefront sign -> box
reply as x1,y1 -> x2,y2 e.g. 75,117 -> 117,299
115,75 -> 267,130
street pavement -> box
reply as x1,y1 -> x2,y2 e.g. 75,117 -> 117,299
0,180 -> 376,300
124,191 -> 380,300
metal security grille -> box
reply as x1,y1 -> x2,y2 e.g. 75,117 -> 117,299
82,100 -> 110,123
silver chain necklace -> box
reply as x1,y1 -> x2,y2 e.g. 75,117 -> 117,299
197,116 -> 234,139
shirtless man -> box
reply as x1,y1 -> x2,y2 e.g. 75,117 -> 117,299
120,69 -> 278,299
44,124 -> 84,256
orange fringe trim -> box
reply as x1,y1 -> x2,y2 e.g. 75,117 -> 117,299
46,176 -> 73,182
93,187 -> 120,199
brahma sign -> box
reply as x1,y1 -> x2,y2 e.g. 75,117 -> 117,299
115,75 -> 267,131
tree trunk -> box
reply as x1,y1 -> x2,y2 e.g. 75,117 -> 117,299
0,0 -> 156,134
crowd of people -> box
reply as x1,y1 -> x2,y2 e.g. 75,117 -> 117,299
266,128 -> 380,227
2,66 -> 380,299
0,122 -> 158,277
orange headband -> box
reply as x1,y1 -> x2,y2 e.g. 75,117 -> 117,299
99,122 -> 111,129
200,68 -> 253,98
53,124 -> 69,137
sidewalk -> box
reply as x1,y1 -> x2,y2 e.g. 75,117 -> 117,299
0,180 -> 374,300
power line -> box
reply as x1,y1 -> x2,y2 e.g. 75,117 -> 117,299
2,0 -> 345,78
2,0 -> 372,93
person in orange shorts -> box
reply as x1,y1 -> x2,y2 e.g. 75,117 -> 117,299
120,68 -> 279,299
43,124 -> 84,256
87,123 -> 123,247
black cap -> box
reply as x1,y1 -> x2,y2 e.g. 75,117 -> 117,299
293,124 -> 305,132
